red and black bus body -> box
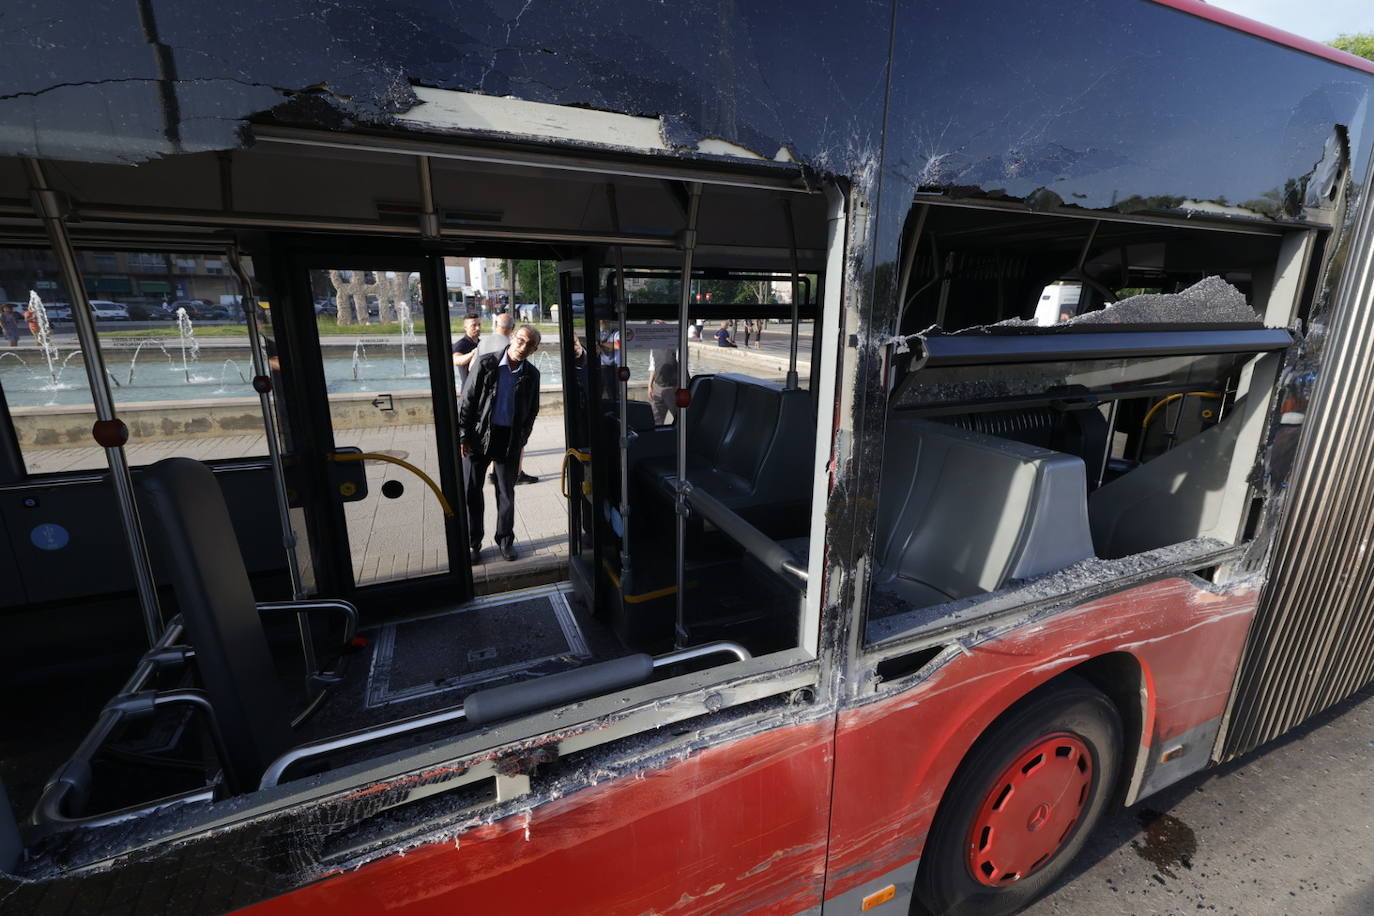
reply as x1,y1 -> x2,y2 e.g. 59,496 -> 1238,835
0,2 -> 1373,914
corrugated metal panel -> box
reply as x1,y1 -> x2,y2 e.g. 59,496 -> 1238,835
1222,161 -> 1374,761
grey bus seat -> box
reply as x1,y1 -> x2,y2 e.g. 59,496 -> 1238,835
875,418 -> 1095,609
138,458 -> 294,788
1088,409 -> 1242,558
944,406 -> 1109,486
634,374 -> 815,518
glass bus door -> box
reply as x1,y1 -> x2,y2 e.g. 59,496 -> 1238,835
277,250 -> 469,607
557,258 -> 602,605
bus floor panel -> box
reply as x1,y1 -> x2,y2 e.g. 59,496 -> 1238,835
294,584 -> 627,749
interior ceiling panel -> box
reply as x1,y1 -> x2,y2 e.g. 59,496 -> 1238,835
0,131 -> 830,275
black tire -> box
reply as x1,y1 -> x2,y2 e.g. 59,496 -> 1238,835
914,675 -> 1122,916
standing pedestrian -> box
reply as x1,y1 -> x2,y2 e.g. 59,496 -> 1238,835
451,314 -> 481,387
648,347 -> 680,425
478,311 -> 536,485
597,319 -> 620,392
479,312 -> 513,356
742,320 -> 752,349
458,325 -> 542,563
1,305 -> 21,347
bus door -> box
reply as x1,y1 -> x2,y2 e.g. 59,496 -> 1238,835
275,249 -> 470,608
556,255 -> 610,610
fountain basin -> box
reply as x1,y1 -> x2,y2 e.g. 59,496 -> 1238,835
9,384 -> 640,449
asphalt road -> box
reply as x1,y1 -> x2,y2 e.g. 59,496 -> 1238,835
1023,684 -> 1374,915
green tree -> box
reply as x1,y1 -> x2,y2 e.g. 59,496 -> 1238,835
512,260 -> 558,307
1331,33 -> 1374,61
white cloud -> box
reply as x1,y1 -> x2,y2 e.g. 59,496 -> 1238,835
1205,0 -> 1374,44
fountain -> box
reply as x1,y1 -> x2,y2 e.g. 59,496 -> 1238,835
27,291 -> 59,387
351,339 -> 368,380
396,301 -> 414,378
215,359 -> 247,392
175,307 -> 199,383
59,350 -> 121,388
125,339 -> 174,385
0,352 -> 27,367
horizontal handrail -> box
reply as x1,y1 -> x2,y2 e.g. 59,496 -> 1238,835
679,483 -> 808,588
260,641 -> 754,790
652,641 -> 752,667
257,598 -> 359,645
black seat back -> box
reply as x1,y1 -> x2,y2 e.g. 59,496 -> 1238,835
139,458 -> 292,789
688,375 -> 738,462
716,381 -> 781,482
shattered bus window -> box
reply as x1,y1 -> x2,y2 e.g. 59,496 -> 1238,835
869,210 -> 1297,645
1003,276 -> 1263,329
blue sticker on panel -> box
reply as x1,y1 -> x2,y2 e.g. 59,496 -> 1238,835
30,523 -> 70,550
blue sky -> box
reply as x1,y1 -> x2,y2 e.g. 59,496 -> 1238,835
1205,0 -> 1374,44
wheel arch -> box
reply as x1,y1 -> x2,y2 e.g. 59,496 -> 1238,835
1059,651 -> 1153,807
928,650 -> 1154,841
911,658 -> 1140,913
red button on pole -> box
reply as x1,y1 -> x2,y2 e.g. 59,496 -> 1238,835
675,388 -> 692,408
92,418 -> 129,448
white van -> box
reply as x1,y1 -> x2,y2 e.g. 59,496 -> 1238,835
88,300 -> 130,320
1034,282 -> 1082,326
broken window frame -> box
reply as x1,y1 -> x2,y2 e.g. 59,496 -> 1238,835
850,215 -> 1320,693
19,160 -> 852,848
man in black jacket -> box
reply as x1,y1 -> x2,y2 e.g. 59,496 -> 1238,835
457,325 -> 541,562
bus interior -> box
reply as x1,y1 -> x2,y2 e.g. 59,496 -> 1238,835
0,137 -> 839,842
0,131 -> 1311,861
865,202 -> 1304,643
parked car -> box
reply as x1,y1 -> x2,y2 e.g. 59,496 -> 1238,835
124,301 -> 169,320
41,302 -> 71,320
168,299 -> 229,320
88,300 -> 130,320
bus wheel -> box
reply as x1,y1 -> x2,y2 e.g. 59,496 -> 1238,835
914,676 -> 1122,916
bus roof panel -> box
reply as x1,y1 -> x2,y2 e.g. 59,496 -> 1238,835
1148,0 -> 1374,78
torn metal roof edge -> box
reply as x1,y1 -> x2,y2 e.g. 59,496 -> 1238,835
249,121 -> 817,193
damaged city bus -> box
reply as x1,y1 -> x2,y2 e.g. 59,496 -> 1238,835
2,1 -> 1374,914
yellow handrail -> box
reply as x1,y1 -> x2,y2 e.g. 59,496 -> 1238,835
561,448 -> 592,500
327,451 -> 454,517
1141,391 -> 1222,431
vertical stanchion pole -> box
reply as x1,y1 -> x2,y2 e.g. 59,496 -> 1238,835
673,183 -> 703,648
783,199 -> 802,390
606,185 -> 635,594
25,158 -> 163,647
228,249 -> 316,679
416,156 -> 440,240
